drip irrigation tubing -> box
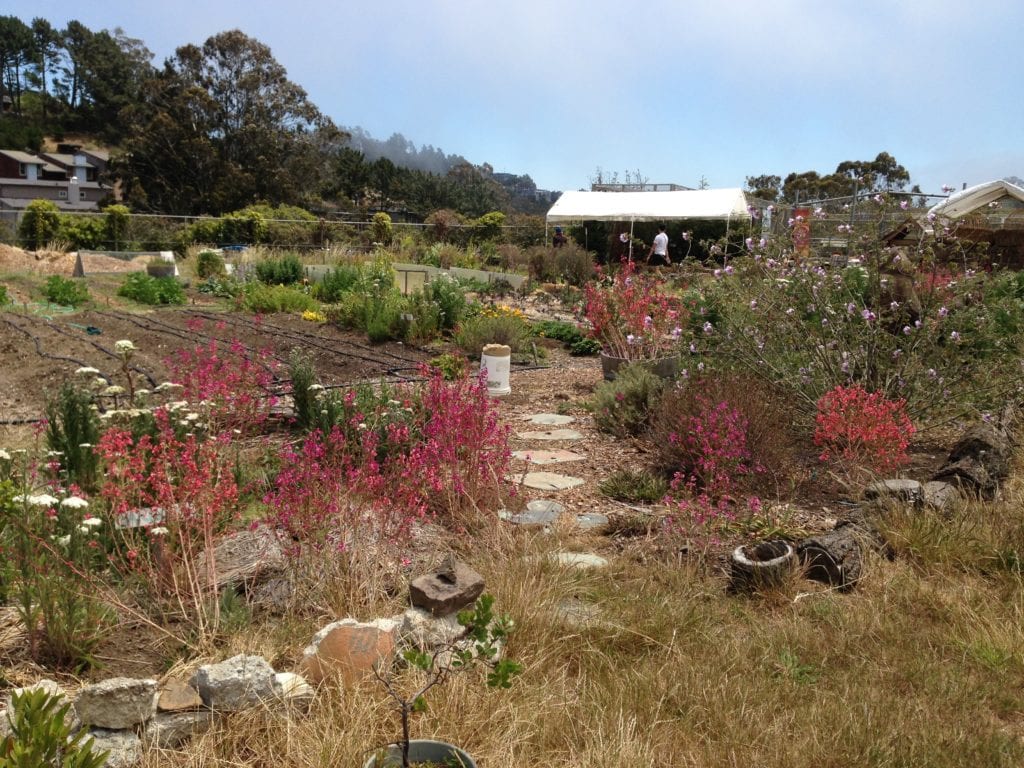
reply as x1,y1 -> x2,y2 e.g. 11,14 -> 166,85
1,315 -> 113,384
13,314 -> 158,389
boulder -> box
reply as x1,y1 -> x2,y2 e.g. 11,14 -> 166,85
191,654 -> 276,712
409,558 -> 485,616
400,607 -> 465,651
87,729 -> 142,768
273,672 -> 315,711
299,618 -> 400,685
74,678 -> 158,730
933,422 -> 1014,497
144,710 -> 218,748
863,479 -> 922,505
923,480 -> 960,512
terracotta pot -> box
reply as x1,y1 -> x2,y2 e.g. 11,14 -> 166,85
599,351 -> 681,381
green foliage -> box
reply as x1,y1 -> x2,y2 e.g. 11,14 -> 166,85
312,263 -> 362,303
18,200 -> 61,250
423,274 -> 467,331
220,209 -> 269,245
534,319 -> 586,345
116,273 -> 186,306
370,212 -> 393,245
42,276 -> 89,307
198,274 -> 242,298
454,314 -> 530,355
0,284 -> 9,305
103,205 -> 131,250
59,216 -> 105,250
288,350 -> 318,431
599,468 -> 669,503
254,252 -> 304,285
553,242 -> 594,286
592,364 -> 665,437
239,283 -> 318,314
428,353 -> 469,380
195,249 -> 226,279
570,337 -> 603,356
45,382 -> 100,492
474,210 -> 506,241
0,688 -> 109,768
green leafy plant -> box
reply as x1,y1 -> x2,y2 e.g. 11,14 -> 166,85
42,276 -> 89,308
45,381 -> 101,492
592,363 -> 665,437
239,283 -> 318,314
117,273 -> 186,306
18,200 -> 61,251
428,353 -> 469,381
373,594 -> 521,768
254,252 -> 304,285
0,284 -> 9,305
454,313 -> 530,355
0,688 -> 108,768
195,249 -> 226,279
599,468 -> 669,503
313,263 -> 362,303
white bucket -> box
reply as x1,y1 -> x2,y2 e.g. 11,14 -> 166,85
481,344 -> 511,396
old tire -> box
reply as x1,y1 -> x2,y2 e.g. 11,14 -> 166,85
729,540 -> 796,593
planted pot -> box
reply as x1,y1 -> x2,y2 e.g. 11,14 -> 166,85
600,351 -> 681,381
363,739 -> 476,768
728,540 -> 796,593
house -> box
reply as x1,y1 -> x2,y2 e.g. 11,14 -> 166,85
0,147 -> 110,212
927,179 -> 1024,267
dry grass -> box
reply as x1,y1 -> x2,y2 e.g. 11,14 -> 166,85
126,462 -> 1024,767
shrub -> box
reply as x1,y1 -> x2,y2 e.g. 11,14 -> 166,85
45,382 -> 101,492
18,199 -> 61,250
554,241 -> 595,286
525,245 -> 558,283
254,252 -> 304,285
196,249 -> 226,278
104,204 -> 131,250
599,468 -> 668,503
424,208 -> 466,243
1,687 -> 109,768
117,273 -> 186,306
592,364 -> 665,437
814,385 -> 915,476
424,274 -> 467,331
429,353 -> 469,380
42,275 -> 89,307
313,263 -> 362,303
240,283 -> 318,314
454,313 -> 530,355
0,284 -> 9,305
370,212 -> 393,245
288,350 -> 319,431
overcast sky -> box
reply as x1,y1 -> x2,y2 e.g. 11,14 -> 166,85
9,0 -> 1023,194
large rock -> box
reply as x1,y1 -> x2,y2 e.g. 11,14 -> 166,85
273,672 -> 315,711
191,654 -> 276,712
863,479 -> 922,505
299,618 -> 400,685
797,524 -> 864,592
400,607 -> 465,652
409,558 -> 485,616
933,422 -> 1014,497
196,524 -> 286,591
144,710 -> 218,748
87,728 -> 142,768
74,678 -> 158,730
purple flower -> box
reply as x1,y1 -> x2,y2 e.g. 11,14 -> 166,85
745,237 -> 754,251
861,309 -> 877,322
713,269 -> 722,278
702,321 -> 713,334
902,325 -> 912,335
900,200 -> 909,210
785,308 -> 795,316
689,342 -> 697,353
890,301 -> 900,310
724,265 -> 735,275
626,334 -> 636,345
749,299 -> 758,310
950,331 -> 960,341
846,302 -> 857,315
938,306 -> 949,317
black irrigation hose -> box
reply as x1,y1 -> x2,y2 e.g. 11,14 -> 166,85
1,315 -> 113,384
89,309 -> 286,385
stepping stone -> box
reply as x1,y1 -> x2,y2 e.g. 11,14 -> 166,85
517,429 -> 584,441
553,598 -> 602,629
550,552 -> 609,570
525,413 -> 576,426
575,513 -> 609,530
512,449 -> 585,465
515,472 -> 585,491
497,500 -> 565,525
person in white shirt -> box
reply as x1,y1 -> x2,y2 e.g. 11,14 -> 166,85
647,224 -> 670,267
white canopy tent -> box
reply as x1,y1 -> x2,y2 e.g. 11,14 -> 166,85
546,188 -> 753,257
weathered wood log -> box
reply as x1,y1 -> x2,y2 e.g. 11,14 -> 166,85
797,524 -> 864,592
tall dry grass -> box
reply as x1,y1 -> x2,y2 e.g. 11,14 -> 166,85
137,462 -> 1024,767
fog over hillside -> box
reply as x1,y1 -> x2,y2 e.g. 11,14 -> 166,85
345,127 -> 469,176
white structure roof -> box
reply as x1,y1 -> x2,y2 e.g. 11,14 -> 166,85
928,179 -> 1024,219
546,188 -> 751,223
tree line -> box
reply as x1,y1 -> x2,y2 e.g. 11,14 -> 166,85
0,17 -> 547,220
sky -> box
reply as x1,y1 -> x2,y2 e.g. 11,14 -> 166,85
8,0 -> 1024,195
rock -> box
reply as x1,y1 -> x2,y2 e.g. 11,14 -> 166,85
144,710 -> 218,748
549,552 -> 609,570
299,618 -> 400,685
196,524 -> 286,591
74,678 -> 158,730
514,471 -> 585,491
525,413 -> 576,426
273,672 -> 315,711
923,480 -> 960,512
863,479 -> 922,505
933,422 -> 1014,497
157,679 -> 203,713
552,598 -> 602,629
87,728 -> 142,768
400,607 -> 465,651
576,513 -> 609,530
511,449 -> 586,465
410,560 -> 485,616
248,577 -> 294,614
516,429 -> 584,441
797,525 -> 864,592
191,654 -> 276,711
728,541 -> 797,593
502,499 -> 564,526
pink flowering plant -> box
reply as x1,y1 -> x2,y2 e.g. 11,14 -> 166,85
814,385 -> 915,476
582,258 -> 684,360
